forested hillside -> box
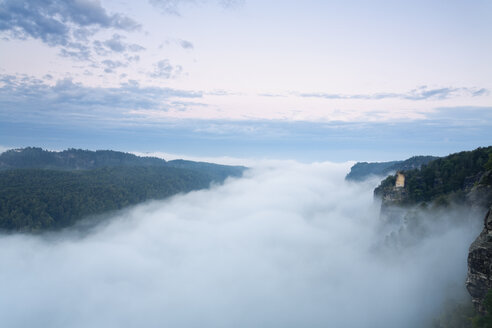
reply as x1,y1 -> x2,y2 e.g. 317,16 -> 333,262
374,146 -> 492,204
0,148 -> 246,232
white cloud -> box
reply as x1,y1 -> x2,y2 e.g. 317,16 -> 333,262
0,145 -> 9,154
0,0 -> 140,62
149,59 -> 183,79
0,161 -> 482,327
149,0 -> 243,15
178,39 -> 194,49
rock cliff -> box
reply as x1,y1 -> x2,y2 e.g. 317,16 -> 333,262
467,207 -> 492,313
373,146 -> 492,314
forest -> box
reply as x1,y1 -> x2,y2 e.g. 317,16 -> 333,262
374,146 -> 492,204
0,148 -> 245,232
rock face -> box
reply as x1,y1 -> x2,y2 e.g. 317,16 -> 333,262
466,206 -> 492,313
371,147 -> 492,313
378,186 -> 408,224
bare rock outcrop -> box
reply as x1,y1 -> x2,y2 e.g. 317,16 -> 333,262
466,206 -> 492,313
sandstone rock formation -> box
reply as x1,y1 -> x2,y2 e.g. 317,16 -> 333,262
467,206 -> 492,313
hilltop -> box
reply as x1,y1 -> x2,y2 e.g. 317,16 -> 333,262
345,155 -> 438,181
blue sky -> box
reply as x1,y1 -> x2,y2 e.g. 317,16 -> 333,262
0,0 -> 491,161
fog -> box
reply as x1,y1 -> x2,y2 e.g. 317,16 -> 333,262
0,161 -> 483,328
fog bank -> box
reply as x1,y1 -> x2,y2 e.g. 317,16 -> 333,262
0,161 -> 482,328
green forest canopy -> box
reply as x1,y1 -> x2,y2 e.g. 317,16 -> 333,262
0,148 -> 246,232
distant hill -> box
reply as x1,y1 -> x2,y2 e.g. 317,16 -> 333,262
0,147 -> 246,232
345,156 -> 439,181
0,147 -> 245,181
0,147 -> 166,170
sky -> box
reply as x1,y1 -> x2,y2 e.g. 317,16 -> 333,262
0,0 -> 491,161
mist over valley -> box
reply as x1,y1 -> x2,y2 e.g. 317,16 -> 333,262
0,158 -> 487,327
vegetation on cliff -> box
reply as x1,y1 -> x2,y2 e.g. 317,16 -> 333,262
472,290 -> 492,327
431,291 -> 492,328
374,146 -> 492,204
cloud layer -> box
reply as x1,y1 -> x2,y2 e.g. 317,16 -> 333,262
0,0 -> 140,61
299,86 -> 489,101
0,162 -> 482,327
0,74 -> 202,123
1,74 -> 491,161
1,74 -> 491,126
149,0 -> 244,15
150,59 -> 183,79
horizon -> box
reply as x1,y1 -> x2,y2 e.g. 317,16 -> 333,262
1,144 -> 490,167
